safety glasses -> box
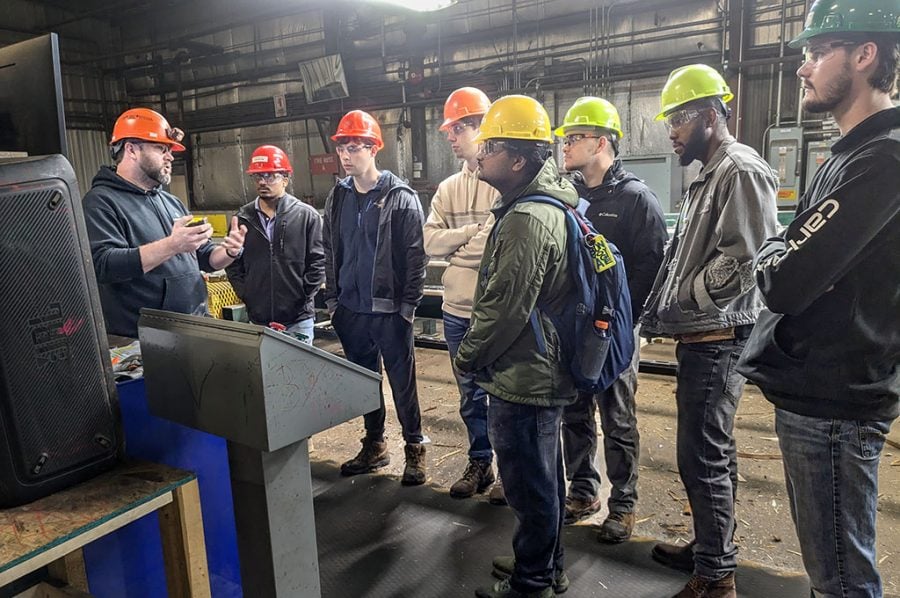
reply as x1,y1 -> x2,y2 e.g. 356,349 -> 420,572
335,143 -> 374,155
561,134 -> 603,147
663,109 -> 703,131
802,41 -> 860,65
250,172 -> 286,183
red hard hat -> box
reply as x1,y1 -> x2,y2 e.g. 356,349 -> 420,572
440,87 -> 491,131
246,145 -> 293,174
331,110 -> 384,149
110,108 -> 186,152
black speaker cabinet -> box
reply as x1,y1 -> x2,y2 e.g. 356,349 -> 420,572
0,154 -> 119,507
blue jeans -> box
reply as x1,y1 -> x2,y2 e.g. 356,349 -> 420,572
443,313 -> 492,462
488,397 -> 565,593
675,333 -> 748,579
773,407 -> 894,598
562,327 -> 640,512
286,317 -> 315,344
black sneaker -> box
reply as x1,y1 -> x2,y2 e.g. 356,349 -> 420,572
651,540 -> 696,573
340,437 -> 389,476
450,459 -> 495,498
491,556 -> 569,594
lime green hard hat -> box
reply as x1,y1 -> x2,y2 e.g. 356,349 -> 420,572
655,64 -> 733,121
554,96 -> 624,139
789,0 -> 900,48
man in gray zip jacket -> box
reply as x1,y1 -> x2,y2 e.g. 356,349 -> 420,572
639,64 -> 778,598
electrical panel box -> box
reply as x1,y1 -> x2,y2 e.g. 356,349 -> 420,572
805,139 -> 832,192
620,153 -> 681,213
767,127 -> 803,208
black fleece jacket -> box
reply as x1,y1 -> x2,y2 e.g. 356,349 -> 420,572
226,193 -> 325,326
738,107 -> 900,421
83,166 -> 215,338
573,160 -> 668,322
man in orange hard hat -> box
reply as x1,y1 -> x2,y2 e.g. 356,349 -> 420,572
322,110 -> 429,486
83,107 -> 247,338
226,145 -> 324,342
424,87 -> 503,502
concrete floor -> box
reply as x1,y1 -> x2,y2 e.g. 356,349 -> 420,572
310,334 -> 900,597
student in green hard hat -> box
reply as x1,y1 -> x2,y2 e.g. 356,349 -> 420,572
738,1 -> 900,596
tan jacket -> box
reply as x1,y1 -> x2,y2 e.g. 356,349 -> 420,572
423,163 -> 499,318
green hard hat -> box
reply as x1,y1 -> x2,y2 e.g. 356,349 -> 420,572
554,96 -> 624,139
656,64 -> 733,121
789,0 -> 900,48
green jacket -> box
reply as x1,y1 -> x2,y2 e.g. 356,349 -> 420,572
455,158 -> 579,406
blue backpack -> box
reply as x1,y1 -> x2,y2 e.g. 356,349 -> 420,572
496,194 -> 634,393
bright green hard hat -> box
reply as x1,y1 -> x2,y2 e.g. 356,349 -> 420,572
554,96 -> 624,139
655,64 -> 733,121
789,0 -> 900,48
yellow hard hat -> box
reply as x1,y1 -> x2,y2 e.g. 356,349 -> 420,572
473,95 -> 553,143
554,96 -> 623,139
656,64 -> 733,121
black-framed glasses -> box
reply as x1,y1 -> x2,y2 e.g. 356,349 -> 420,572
250,172 -> 286,183
335,143 -> 374,155
802,41 -> 860,65
562,134 -> 603,147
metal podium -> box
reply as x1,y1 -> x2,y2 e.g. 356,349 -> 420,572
138,309 -> 381,597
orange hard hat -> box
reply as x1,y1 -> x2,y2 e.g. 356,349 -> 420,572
331,110 -> 384,149
246,145 -> 293,174
110,108 -> 186,151
440,87 -> 491,131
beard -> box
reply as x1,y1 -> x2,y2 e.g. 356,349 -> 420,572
140,155 -> 172,187
678,124 -> 707,166
802,59 -> 853,114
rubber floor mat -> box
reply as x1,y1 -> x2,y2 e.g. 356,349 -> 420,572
312,461 -> 810,598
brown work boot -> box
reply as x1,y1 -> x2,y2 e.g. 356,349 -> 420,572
450,459 -> 495,498
652,540 -> 696,573
488,475 -> 508,505
596,510 -> 635,543
563,495 -> 602,525
671,573 -> 736,598
401,443 -> 426,486
340,437 -> 389,476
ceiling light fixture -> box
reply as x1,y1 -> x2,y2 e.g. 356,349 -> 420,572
361,0 -> 457,12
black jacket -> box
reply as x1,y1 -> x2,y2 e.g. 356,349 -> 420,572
738,107 -> 900,421
573,160 -> 668,322
83,166 -> 214,338
225,193 -> 325,325
322,171 -> 426,320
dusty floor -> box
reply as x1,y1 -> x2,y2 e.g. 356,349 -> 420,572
310,333 -> 900,596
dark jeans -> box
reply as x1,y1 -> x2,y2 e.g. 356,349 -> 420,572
443,312 -> 492,462
773,407 -> 894,598
562,328 -> 640,512
331,306 -> 423,444
488,397 -> 565,593
675,332 -> 748,579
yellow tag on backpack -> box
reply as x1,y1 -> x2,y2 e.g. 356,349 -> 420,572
587,233 -> 616,273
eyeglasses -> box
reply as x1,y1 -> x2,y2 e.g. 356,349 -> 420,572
335,143 -> 374,155
663,109 -> 703,131
446,122 -> 475,137
478,140 -> 510,157
250,172 -> 286,183
802,41 -> 860,65
135,141 -> 174,156
562,134 -> 602,147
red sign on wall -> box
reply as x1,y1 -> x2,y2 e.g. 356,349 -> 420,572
309,153 -> 339,175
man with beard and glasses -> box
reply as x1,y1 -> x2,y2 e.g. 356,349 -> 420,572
738,1 -> 900,596
640,65 -> 778,598
84,107 -> 247,338
226,145 -> 324,342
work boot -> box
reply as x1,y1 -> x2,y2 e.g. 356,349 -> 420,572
401,443 -> 426,486
475,578 -> 554,598
489,475 -> 508,505
671,573 -> 736,598
652,540 -> 696,573
491,556 -> 569,594
596,510 -> 635,543
340,437 -> 389,476
450,459 -> 495,498
563,495 -> 602,525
